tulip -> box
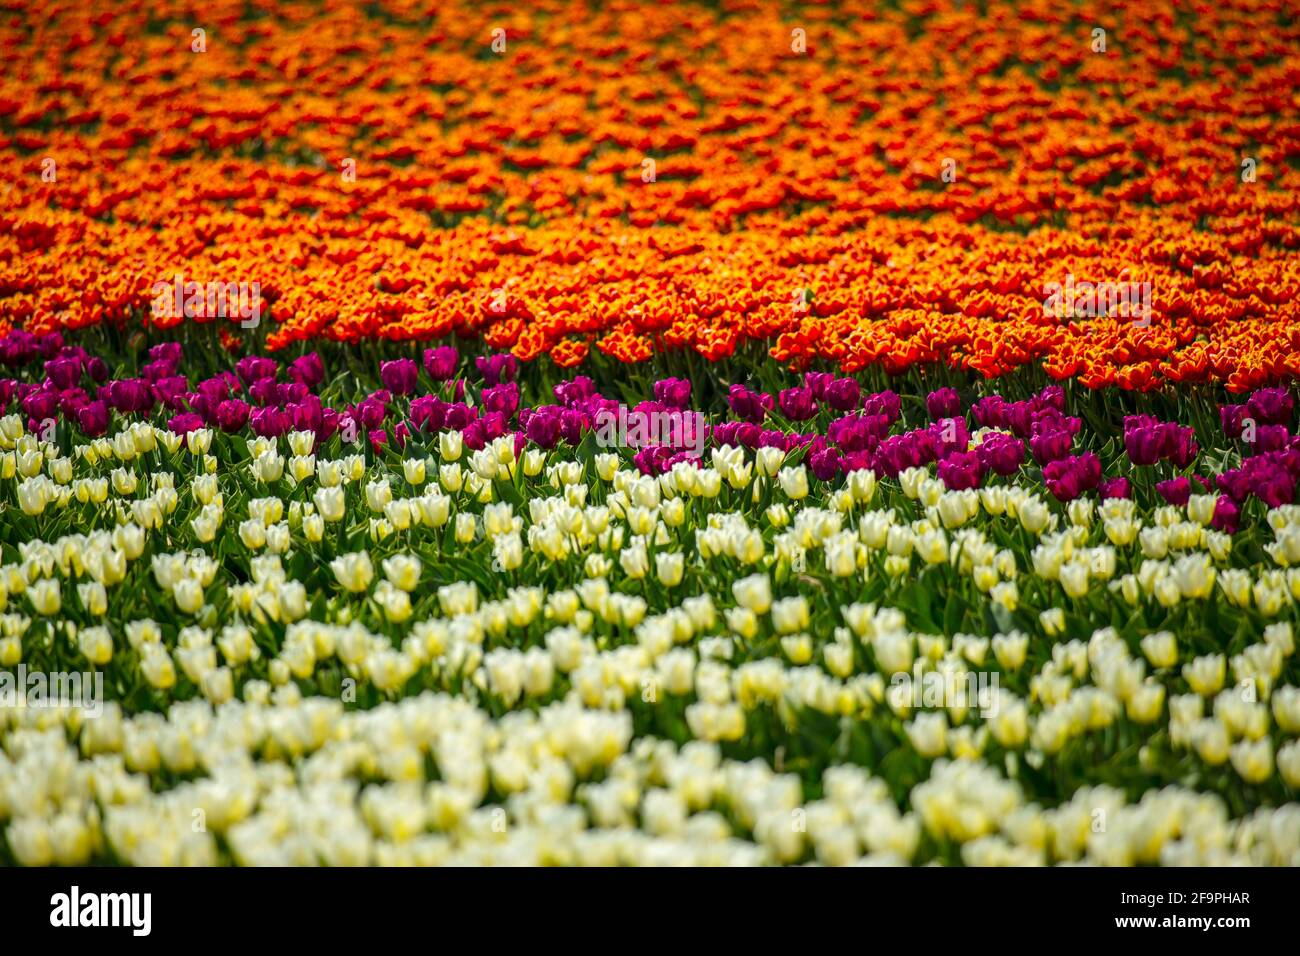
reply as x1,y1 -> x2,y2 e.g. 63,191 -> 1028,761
423,346 -> 459,381
288,352 -> 325,387
906,712 -> 948,758
923,387 -> 958,419
777,386 -> 817,421
235,356 -> 277,384
215,399 -> 251,432
652,377 -> 691,408
1155,476 -> 1192,507
101,378 -> 154,414
330,552 -> 375,592
1184,654 -> 1226,696
476,354 -> 518,386
28,578 -> 61,615
777,466 -> 809,499
1247,387 -> 1293,426
770,596 -> 809,634
937,450 -> 983,490
16,477 -> 49,515
374,358 -> 413,395
1211,495 -> 1240,534
75,400 -> 109,437
1028,425 -> 1072,465
655,552 -> 684,587
824,378 -> 861,412
439,431 -> 464,461
809,447 -> 841,481
727,384 -> 772,424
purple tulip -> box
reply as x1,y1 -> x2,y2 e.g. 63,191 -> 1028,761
1124,424 -> 1163,466
733,422 -> 761,448
168,412 -> 205,435
57,386 -> 89,417
937,450 -> 984,490
554,376 -> 596,406
76,400 -> 109,437
215,399 -> 251,432
380,359 -> 419,396
862,390 -> 901,422
288,352 -> 325,388
1247,388 -> 1293,426
1098,477 -> 1131,500
250,406 -> 291,438
141,358 -> 176,382
84,357 -> 108,383
1251,424 -> 1291,453
728,384 -> 772,424
0,330 -> 39,367
150,376 -> 189,412
45,356 -> 81,389
824,378 -> 861,412
1220,404 -> 1249,439
933,417 -> 969,458
841,450 -> 872,473
653,377 -> 692,409
560,408 -> 586,446
809,447 -> 841,481
1043,452 -> 1101,501
481,382 -> 518,418
804,372 -> 834,400
410,396 -> 444,431
1168,427 -> 1199,468
926,387 -> 961,419
149,343 -> 182,365
713,421 -> 741,448
1211,495 -> 1240,534
525,406 -> 562,448
423,346 -> 459,382
828,414 -> 874,452
476,354 -> 518,387
1029,426 -> 1073,465
235,356 -> 277,385
444,403 -> 474,431
21,387 -> 57,423
355,392 -> 389,428
190,377 -> 231,421
977,433 -> 1025,476
320,408 -> 342,441
101,379 -> 154,414
872,432 -> 931,478
778,386 -> 817,421
248,377 -> 279,406
1037,386 -> 1066,411
1002,402 -> 1035,438
1228,455 -> 1298,508
288,396 -> 325,434
1156,476 -> 1192,507
972,395 -> 1008,430
277,382 -> 309,406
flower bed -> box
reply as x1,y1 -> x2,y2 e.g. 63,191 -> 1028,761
0,333 -> 1297,865
2,1 -> 1299,388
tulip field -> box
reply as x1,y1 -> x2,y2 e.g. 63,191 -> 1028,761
1,0 -> 1299,867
